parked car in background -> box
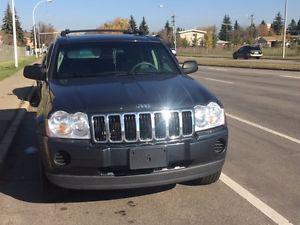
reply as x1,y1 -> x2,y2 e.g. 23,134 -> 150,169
233,45 -> 263,59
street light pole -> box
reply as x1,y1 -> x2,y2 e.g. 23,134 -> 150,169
32,0 -> 52,58
282,0 -> 288,59
11,0 -> 18,67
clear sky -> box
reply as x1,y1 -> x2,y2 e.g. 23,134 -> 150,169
1,0 -> 300,32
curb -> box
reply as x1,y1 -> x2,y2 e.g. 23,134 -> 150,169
0,86 -> 34,170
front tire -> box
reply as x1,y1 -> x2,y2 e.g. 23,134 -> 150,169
182,170 -> 221,186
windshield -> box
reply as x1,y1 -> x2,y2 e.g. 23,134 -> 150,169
53,42 -> 180,79
250,46 -> 261,51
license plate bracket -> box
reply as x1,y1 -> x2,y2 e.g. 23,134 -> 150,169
129,146 -> 167,170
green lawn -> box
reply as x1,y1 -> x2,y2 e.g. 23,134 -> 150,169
0,57 -> 36,81
177,47 -> 300,60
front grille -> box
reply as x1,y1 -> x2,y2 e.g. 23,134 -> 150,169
92,110 -> 193,143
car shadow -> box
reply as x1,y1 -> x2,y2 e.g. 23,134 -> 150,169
13,86 -> 40,107
0,108 -> 175,204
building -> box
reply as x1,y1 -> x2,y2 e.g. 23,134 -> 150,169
216,40 -> 230,48
256,36 -> 282,47
179,29 -> 207,47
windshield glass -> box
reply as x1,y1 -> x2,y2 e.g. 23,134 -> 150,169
54,42 -> 180,79
250,46 -> 261,51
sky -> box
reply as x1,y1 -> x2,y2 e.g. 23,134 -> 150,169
1,0 -> 300,32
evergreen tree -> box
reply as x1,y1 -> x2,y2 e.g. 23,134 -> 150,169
15,9 -> 24,43
288,19 -> 297,35
164,20 -> 174,47
297,19 -> 300,31
164,20 -> 172,36
234,20 -> 240,31
233,20 -> 242,45
139,17 -> 149,35
129,15 -> 138,33
1,3 -> 13,34
218,15 -> 232,41
1,3 -> 24,44
271,12 -> 283,35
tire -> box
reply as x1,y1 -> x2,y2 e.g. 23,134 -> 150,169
256,57 -> 260,59
182,170 -> 221,186
233,55 -> 238,60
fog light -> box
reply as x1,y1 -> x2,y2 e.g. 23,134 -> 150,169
53,151 -> 71,166
213,139 -> 226,153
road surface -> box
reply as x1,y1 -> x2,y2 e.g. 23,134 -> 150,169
0,66 -> 299,225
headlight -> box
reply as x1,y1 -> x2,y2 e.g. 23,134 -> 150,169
47,111 -> 90,139
194,102 -> 225,132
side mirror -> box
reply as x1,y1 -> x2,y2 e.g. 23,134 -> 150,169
23,64 -> 46,81
182,60 -> 198,74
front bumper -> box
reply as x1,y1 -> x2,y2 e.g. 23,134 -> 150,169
38,126 -> 228,190
47,159 -> 224,190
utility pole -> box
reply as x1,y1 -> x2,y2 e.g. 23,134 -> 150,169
171,15 -> 177,51
283,0 -> 288,59
11,0 -> 18,68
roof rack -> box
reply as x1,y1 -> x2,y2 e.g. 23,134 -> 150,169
60,29 -> 144,37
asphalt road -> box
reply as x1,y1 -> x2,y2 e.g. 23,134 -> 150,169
0,66 -> 299,225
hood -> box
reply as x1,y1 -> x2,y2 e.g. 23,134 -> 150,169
49,74 -> 218,114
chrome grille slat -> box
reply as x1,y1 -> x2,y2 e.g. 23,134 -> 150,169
92,110 -> 193,143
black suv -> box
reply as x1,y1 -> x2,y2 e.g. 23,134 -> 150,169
24,30 -> 228,190
233,45 -> 263,59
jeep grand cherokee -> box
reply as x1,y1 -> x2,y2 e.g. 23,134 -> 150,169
24,29 -> 228,190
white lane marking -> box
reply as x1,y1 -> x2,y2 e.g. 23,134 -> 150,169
203,78 -> 234,84
221,174 -> 294,225
280,75 -> 300,79
227,113 -> 300,145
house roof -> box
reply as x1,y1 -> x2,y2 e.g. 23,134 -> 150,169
217,40 -> 230,44
179,29 -> 207,35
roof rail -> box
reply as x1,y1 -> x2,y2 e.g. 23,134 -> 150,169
60,29 -> 143,37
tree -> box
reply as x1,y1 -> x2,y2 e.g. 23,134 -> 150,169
219,15 -> 232,42
258,20 -> 269,36
191,34 -> 200,47
157,20 -> 174,47
129,15 -> 138,33
1,3 -> 13,34
232,20 -> 243,45
297,19 -> 300,33
203,26 -> 217,48
139,17 -> 149,35
15,9 -> 24,44
287,19 -> 297,35
99,17 -> 129,30
246,23 -> 257,44
38,22 -> 56,46
271,12 -> 283,35
1,3 -> 24,44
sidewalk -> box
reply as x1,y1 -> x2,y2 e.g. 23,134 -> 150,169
0,69 -> 35,168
